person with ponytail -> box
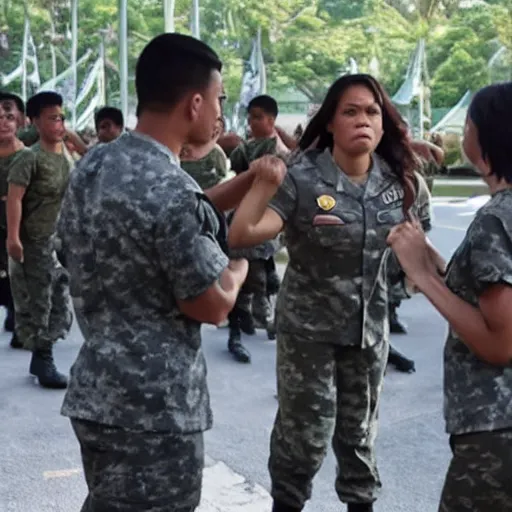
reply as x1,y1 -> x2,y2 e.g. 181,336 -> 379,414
228,74 -> 429,512
389,82 -> 512,512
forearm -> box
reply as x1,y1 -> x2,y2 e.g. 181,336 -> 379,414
417,274 -> 508,365
7,197 -> 22,241
204,169 -> 255,212
66,131 -> 88,156
229,184 -> 277,247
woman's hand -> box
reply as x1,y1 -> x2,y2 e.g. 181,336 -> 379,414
249,155 -> 287,189
387,222 -> 440,286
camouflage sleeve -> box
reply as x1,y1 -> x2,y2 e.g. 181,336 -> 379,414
414,172 -> 433,232
229,144 -> 249,174
7,150 -> 36,187
468,213 -> 512,296
155,190 -> 230,301
268,172 -> 298,222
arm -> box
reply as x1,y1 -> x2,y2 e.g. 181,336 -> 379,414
156,192 -> 248,325
64,129 -> 88,156
6,151 -> 34,262
228,156 -> 293,248
204,167 -> 256,212
390,215 -> 512,366
415,276 -> 512,366
6,185 -> 26,261
275,126 -> 298,150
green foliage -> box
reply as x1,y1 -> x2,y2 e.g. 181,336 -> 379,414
0,0 -> 507,115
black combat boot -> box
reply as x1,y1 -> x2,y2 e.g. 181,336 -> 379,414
272,500 -> 302,512
29,349 -> 68,389
10,332 -> 23,349
4,306 -> 14,332
389,302 -> 407,334
239,309 -> 256,335
227,311 -> 251,363
347,503 -> 374,512
388,344 -> 415,373
266,268 -> 281,297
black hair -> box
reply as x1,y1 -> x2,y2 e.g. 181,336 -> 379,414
95,106 -> 124,129
248,95 -> 278,117
26,91 -> 63,119
468,82 -> 512,183
135,33 -> 222,115
0,91 -> 25,114
299,74 -> 417,212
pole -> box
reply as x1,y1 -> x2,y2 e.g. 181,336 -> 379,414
71,0 -> 78,128
192,0 -> 200,39
119,0 -> 128,121
99,36 -> 107,105
163,0 -> 175,33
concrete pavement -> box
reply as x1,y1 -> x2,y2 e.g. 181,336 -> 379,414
0,198 -> 484,512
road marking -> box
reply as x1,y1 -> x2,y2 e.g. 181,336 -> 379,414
434,223 -> 467,232
42,461 -> 272,511
43,468 -> 82,480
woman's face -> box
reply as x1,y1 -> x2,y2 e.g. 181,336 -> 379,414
328,84 -> 383,156
462,116 -> 490,178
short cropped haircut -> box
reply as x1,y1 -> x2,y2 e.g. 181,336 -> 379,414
135,33 -> 222,114
468,82 -> 512,183
26,91 -> 63,119
0,91 -> 25,114
248,95 -> 278,117
95,106 -> 124,129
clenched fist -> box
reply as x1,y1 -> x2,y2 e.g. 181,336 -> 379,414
249,155 -> 287,188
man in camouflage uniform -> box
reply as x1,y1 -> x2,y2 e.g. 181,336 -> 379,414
228,95 -> 285,361
387,171 -> 433,373
6,91 -> 73,389
0,91 -> 27,348
58,34 -> 254,512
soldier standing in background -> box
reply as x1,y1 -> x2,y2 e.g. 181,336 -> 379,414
181,118 -> 228,189
228,95 -> 286,361
0,91 -> 28,348
387,170 -> 433,373
7,91 -> 73,389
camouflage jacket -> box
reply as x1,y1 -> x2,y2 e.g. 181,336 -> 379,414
269,149 -> 426,347
58,132 -> 229,433
181,144 -> 228,190
443,188 -> 512,435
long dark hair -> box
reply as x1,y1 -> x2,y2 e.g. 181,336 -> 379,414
299,74 -> 417,213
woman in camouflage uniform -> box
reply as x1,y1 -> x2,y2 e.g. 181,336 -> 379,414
389,82 -> 512,512
229,74 -> 433,512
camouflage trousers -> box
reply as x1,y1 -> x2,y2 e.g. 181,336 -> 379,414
9,239 -> 73,351
269,332 -> 388,508
237,258 -> 271,324
71,419 -> 204,512
438,429 -> 512,512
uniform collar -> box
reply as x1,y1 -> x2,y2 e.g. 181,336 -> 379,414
126,131 -> 181,167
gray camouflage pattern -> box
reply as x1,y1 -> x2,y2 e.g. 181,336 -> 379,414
72,419 -> 204,512
58,131 -> 229,433
443,188 -> 512,435
439,429 -> 512,512
269,149 -> 424,347
8,239 -> 72,351
269,332 -> 388,507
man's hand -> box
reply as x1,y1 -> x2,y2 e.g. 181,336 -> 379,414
7,237 -> 23,263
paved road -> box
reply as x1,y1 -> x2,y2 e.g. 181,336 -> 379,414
0,197 -> 486,512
